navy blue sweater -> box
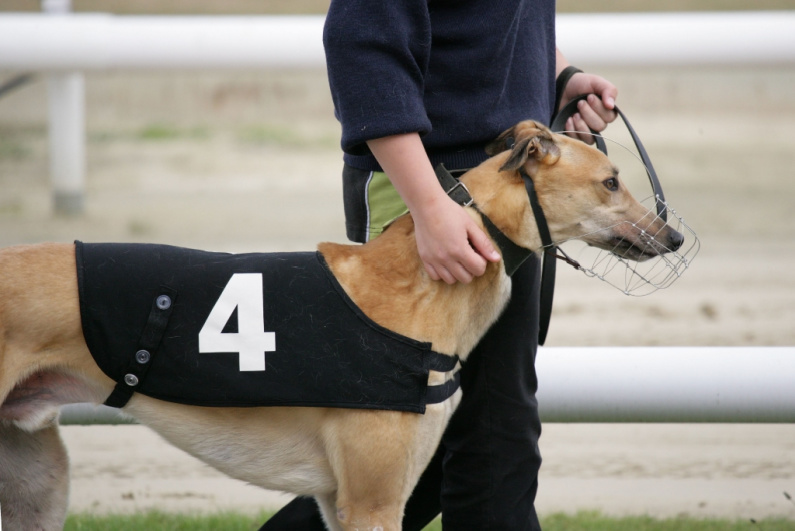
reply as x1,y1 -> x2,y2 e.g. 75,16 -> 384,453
323,0 -> 556,172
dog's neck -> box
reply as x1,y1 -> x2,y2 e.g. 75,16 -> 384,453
458,155 -> 545,255
319,155 -> 542,359
435,163 -> 535,276
319,219 -> 509,359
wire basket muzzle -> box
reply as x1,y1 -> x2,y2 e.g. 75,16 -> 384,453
557,194 -> 700,296
550,97 -> 700,296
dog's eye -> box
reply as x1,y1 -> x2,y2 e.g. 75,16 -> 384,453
603,178 -> 619,191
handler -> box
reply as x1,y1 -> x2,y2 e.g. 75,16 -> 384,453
263,1 -> 618,529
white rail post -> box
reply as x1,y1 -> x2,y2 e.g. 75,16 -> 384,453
536,347 -> 795,423
43,0 -> 85,215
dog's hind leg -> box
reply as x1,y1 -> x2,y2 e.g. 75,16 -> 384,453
0,419 -> 70,531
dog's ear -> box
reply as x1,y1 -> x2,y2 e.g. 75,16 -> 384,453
485,127 -> 517,157
486,121 -> 561,172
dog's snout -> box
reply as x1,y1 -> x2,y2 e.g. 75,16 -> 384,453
667,228 -> 684,252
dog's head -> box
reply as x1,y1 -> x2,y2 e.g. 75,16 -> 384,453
483,120 -> 683,262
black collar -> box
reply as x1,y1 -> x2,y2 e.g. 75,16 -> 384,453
520,168 -> 558,345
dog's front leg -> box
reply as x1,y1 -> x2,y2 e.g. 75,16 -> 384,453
319,483 -> 405,531
0,419 -> 70,530
314,492 -> 345,531
323,410 -> 421,531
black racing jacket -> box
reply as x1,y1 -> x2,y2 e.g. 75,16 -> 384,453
76,242 -> 459,412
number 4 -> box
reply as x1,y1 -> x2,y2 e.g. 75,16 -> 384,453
198,273 -> 276,371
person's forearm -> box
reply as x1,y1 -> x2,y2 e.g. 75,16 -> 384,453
366,133 -> 449,216
366,132 -> 499,284
555,47 -> 571,77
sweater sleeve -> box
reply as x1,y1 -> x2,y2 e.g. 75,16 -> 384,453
323,0 -> 433,156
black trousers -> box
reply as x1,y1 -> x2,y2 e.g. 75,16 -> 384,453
259,256 -> 543,530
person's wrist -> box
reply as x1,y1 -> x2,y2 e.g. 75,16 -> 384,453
408,192 -> 449,228
402,174 -> 448,212
554,65 -> 583,113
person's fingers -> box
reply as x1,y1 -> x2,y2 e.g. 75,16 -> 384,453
449,262 -> 475,284
418,237 -> 481,284
446,237 -> 486,283
593,81 -> 618,110
567,113 -> 596,145
468,223 -> 501,264
564,117 -> 579,143
577,98 -> 607,133
424,262 -> 441,282
427,262 -> 458,285
585,94 -> 617,127
436,266 -> 456,285
456,256 -> 485,281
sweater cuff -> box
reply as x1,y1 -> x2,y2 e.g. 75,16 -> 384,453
552,65 -> 583,118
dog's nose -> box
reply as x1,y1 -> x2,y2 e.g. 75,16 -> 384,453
667,229 -> 684,252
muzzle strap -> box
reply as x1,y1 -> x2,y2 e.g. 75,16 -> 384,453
521,170 -> 557,345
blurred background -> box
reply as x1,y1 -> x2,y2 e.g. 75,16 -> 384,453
1,0 -> 793,346
1,0 -> 794,522
2,0 -> 794,13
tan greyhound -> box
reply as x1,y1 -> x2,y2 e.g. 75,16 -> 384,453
0,121 -> 683,531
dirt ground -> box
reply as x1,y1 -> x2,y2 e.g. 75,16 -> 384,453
58,423 -> 795,521
2,64 -> 795,520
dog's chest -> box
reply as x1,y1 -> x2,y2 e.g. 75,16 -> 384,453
75,242 -> 449,413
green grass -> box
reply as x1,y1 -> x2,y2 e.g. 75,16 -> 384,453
88,125 -> 211,143
541,511 -> 795,530
0,138 -> 30,160
64,510 -> 272,531
136,125 -> 210,141
87,124 -> 334,148
236,124 -> 337,148
63,510 -> 795,530
236,125 -> 306,146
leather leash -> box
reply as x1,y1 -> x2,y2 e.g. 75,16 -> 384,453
551,95 -> 667,219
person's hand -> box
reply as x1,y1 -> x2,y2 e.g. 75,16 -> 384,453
367,132 -> 501,284
559,73 -> 618,144
411,192 -> 500,284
